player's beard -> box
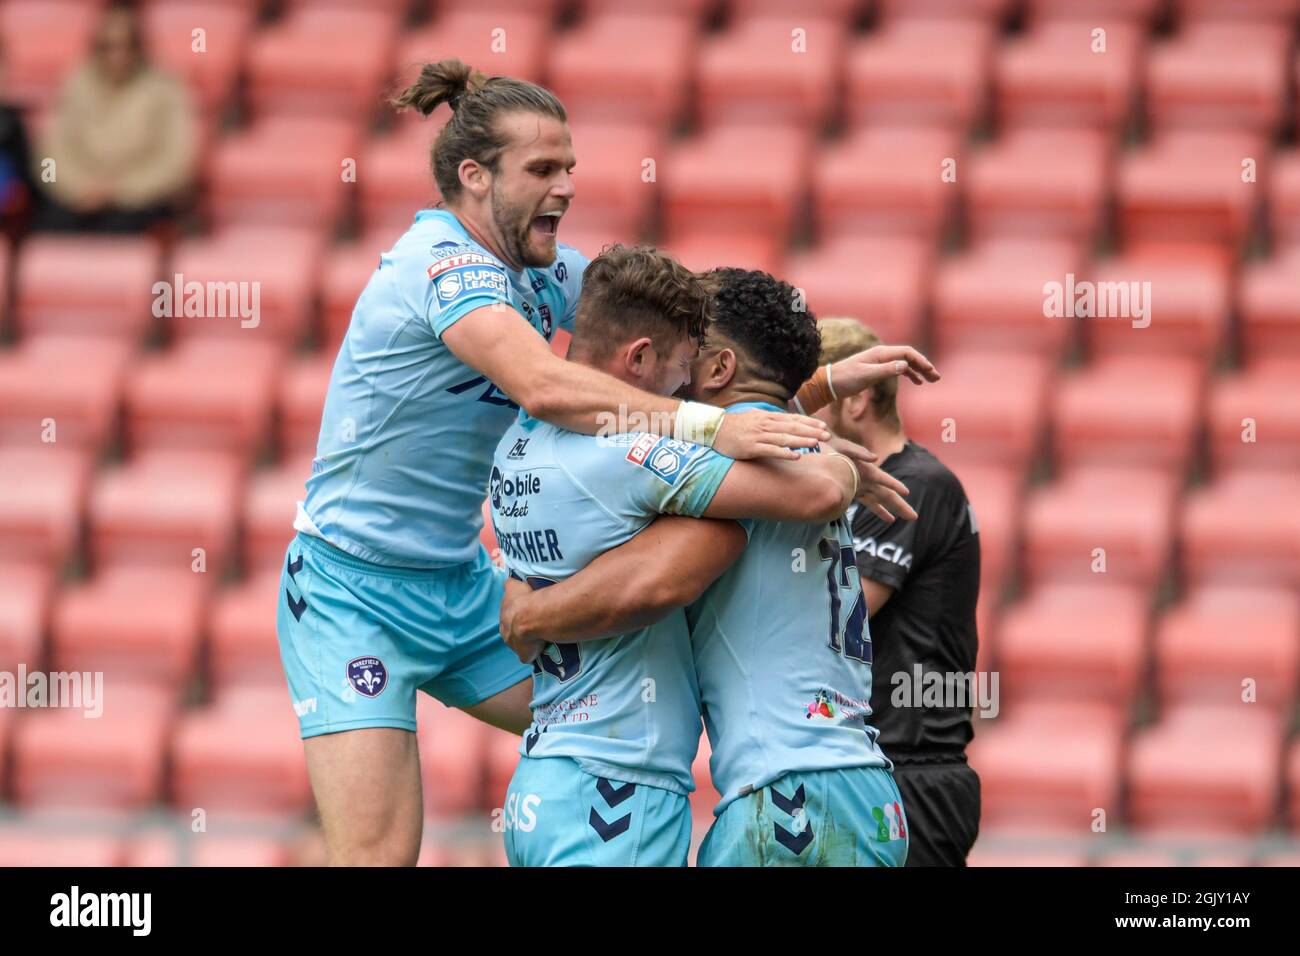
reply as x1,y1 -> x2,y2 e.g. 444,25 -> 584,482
492,188 -> 556,269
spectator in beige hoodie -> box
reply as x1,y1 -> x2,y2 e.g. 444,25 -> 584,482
34,3 -> 195,233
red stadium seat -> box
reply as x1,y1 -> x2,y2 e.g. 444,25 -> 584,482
1272,150 -> 1300,251
954,464 -> 1021,597
320,240 -> 383,349
661,124 -> 811,244
1288,739 -> 1300,832
688,732 -> 721,827
548,14 -> 697,129
965,129 -> 1111,246
142,1 -> 253,119
1175,0 -> 1300,19
208,569 -> 285,692
88,450 -> 244,576
416,698 -> 488,818
244,8 -> 399,124
244,458 -> 311,574
561,120 -> 664,240
813,126 -> 961,245
207,117 -> 361,233
875,0 -> 1014,21
51,565 -> 207,686
1155,585 -> 1299,711
356,125 -> 443,237
0,832 -> 127,866
844,19 -> 993,133
1052,355 -> 1204,473
169,227 -> 322,349
1239,248 -> 1300,362
1083,247 -> 1231,362
1127,705 -> 1282,836
1023,466 -> 1178,591
484,726 -> 524,812
695,17 -> 846,132
659,232 -> 784,277
1181,470 -> 1300,588
171,688 -> 312,815
0,447 -> 92,571
15,236 -> 160,341
277,353 -> 333,461
1115,131 -> 1263,250
968,846 -> 1091,866
730,0 -> 859,21
996,583 -> 1149,707
898,349 -> 1053,473
11,690 -> 172,810
0,563 -> 53,674
784,236 -> 931,346
0,1 -> 96,112
931,239 -> 1081,358
124,340 -> 282,462
1207,359 -> 1300,474
0,337 -> 130,453
127,830 -> 293,867
1025,0 -> 1164,23
995,19 -> 1143,134
968,701 -> 1125,831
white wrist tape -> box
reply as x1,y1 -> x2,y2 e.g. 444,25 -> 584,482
824,362 -> 838,401
674,401 -> 726,447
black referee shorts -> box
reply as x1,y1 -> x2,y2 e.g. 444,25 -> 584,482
893,760 -> 981,867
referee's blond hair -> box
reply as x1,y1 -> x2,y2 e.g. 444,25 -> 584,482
817,318 -> 901,430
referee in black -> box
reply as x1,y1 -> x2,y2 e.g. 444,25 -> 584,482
815,318 -> 982,866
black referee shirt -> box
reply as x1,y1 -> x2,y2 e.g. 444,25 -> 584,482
849,440 -> 980,762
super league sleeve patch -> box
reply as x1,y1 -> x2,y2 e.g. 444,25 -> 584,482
426,245 -> 509,302
625,435 -> 701,486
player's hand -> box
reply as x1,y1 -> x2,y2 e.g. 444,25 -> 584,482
857,461 -> 917,523
831,344 -> 940,394
713,409 -> 831,461
824,434 -> 878,468
500,577 -> 546,664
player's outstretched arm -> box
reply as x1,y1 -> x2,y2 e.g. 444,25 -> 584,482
701,452 -> 865,524
792,344 -> 940,416
442,304 -> 831,460
499,517 -> 747,661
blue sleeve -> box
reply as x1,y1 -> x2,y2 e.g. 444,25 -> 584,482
552,244 -> 589,333
416,241 -> 513,339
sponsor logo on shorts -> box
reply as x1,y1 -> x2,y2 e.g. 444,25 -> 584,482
346,657 -> 388,698
871,801 -> 907,842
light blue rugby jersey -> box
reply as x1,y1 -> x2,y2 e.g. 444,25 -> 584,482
686,401 -> 891,815
299,209 -> 589,568
491,417 -> 735,795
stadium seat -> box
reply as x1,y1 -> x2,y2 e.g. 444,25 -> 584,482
659,232 -> 785,277
1154,585 -> 1299,711
277,353 -> 333,460
0,0 -> 96,112
356,125 -> 443,238
1207,359 -> 1300,473
1239,248 -> 1300,362
0,337 -> 130,453
996,584 -> 1149,707
783,236 -> 931,346
844,19 -> 993,133
965,128 -> 1111,246
695,17 -> 846,132
661,124 -> 811,244
994,19 -> 1143,133
123,340 -> 282,461
416,698 -> 488,818
898,349 -> 1053,473
1127,705 -> 1283,835
1288,739 -> 1300,832
15,235 -> 160,341
548,14 -> 697,129
813,126 -> 961,245
1115,131 -> 1263,250
560,120 -> 664,240
244,7 -> 399,124
1146,22 -> 1290,137
170,688 -> 312,815
169,227 -> 323,349
953,464 -> 1021,598
320,240 -> 384,350
484,726 -> 524,811
875,0 -> 1014,21
1175,0 -> 1300,20
968,846 -> 1092,867
1083,247 -> 1231,362
1181,470 -> 1300,588
1272,149 -> 1300,250
208,569 -> 286,692
1051,355 -> 1204,473
244,458 -> 311,574
968,700 -> 1125,831
142,1 -> 252,120
11,689 -> 172,810
207,117 -> 361,232
0,832 -> 127,867
1025,0 -> 1164,23
87,450 -> 244,576
51,565 -> 207,686
128,830 -> 293,867
688,732 -> 721,826
0,563 -> 53,674
0,447 -> 92,571
730,0 -> 859,21
930,239 -> 1081,358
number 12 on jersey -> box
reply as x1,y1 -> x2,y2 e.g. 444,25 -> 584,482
818,537 -> 871,665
